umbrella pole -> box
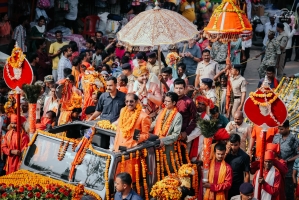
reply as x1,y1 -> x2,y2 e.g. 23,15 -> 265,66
158,45 -> 162,94
258,129 -> 267,199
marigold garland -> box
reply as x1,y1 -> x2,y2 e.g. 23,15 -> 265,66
121,155 -> 125,173
163,154 -> 171,176
159,149 -> 165,179
141,158 -> 149,200
135,164 -> 141,195
155,150 -> 160,181
0,169 -> 101,199
105,156 -> 111,200
175,152 -> 181,170
192,164 -> 198,197
249,91 -> 278,107
156,108 -> 178,137
129,153 -> 133,178
6,46 -> 25,68
57,140 -> 69,161
170,151 -> 178,174
119,103 -> 142,138
176,142 -> 183,166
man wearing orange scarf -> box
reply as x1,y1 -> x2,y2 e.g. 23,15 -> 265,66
253,150 -> 281,200
113,93 -> 150,152
203,143 -> 233,200
1,114 -> 29,174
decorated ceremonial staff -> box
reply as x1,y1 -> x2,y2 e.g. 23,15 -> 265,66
3,43 -> 34,149
202,0 -> 252,199
244,78 -> 287,199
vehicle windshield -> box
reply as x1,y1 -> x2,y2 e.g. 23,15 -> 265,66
23,134 -> 109,191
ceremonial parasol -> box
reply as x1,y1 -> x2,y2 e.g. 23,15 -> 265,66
202,0 -> 252,197
116,1 -> 198,75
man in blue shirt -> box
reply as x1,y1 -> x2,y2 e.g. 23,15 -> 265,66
114,172 -> 142,200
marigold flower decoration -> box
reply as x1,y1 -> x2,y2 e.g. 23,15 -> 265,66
156,107 -> 178,137
166,52 -> 180,66
150,176 -> 182,200
119,103 -> 142,138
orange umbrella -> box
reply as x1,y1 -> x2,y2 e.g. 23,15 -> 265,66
204,0 -> 252,42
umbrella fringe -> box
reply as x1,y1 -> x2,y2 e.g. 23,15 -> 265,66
204,32 -> 251,43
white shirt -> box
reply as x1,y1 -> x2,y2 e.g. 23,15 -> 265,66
196,60 -> 219,86
65,0 -> 78,20
283,22 -> 296,49
204,89 -> 217,104
57,56 -> 72,81
263,22 -> 277,46
242,39 -> 252,50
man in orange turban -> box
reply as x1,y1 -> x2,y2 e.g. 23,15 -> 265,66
128,64 -> 162,121
250,143 -> 287,200
253,150 -> 281,200
1,114 -> 29,174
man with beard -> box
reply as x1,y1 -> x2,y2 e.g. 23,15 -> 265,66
113,93 -> 150,152
1,114 -> 29,174
253,151 -> 281,200
146,51 -> 164,76
57,45 -> 73,81
48,30 -> 68,82
187,95 -> 210,161
87,77 -> 126,150
128,65 -> 162,121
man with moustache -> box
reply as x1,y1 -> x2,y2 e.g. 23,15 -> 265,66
128,65 -> 162,121
87,77 -> 126,150
113,93 -> 150,152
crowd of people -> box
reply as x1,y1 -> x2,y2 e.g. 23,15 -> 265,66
1,1 -> 299,200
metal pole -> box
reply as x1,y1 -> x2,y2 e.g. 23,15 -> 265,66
158,45 -> 162,94
16,92 -> 21,150
258,130 -> 267,200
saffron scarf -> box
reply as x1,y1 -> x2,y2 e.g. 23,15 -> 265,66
203,159 -> 227,200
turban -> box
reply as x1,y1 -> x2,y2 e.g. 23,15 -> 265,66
213,128 -> 230,141
266,143 -> 280,154
264,150 -> 275,160
10,114 -> 26,124
196,95 -> 214,109
133,65 -> 149,77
